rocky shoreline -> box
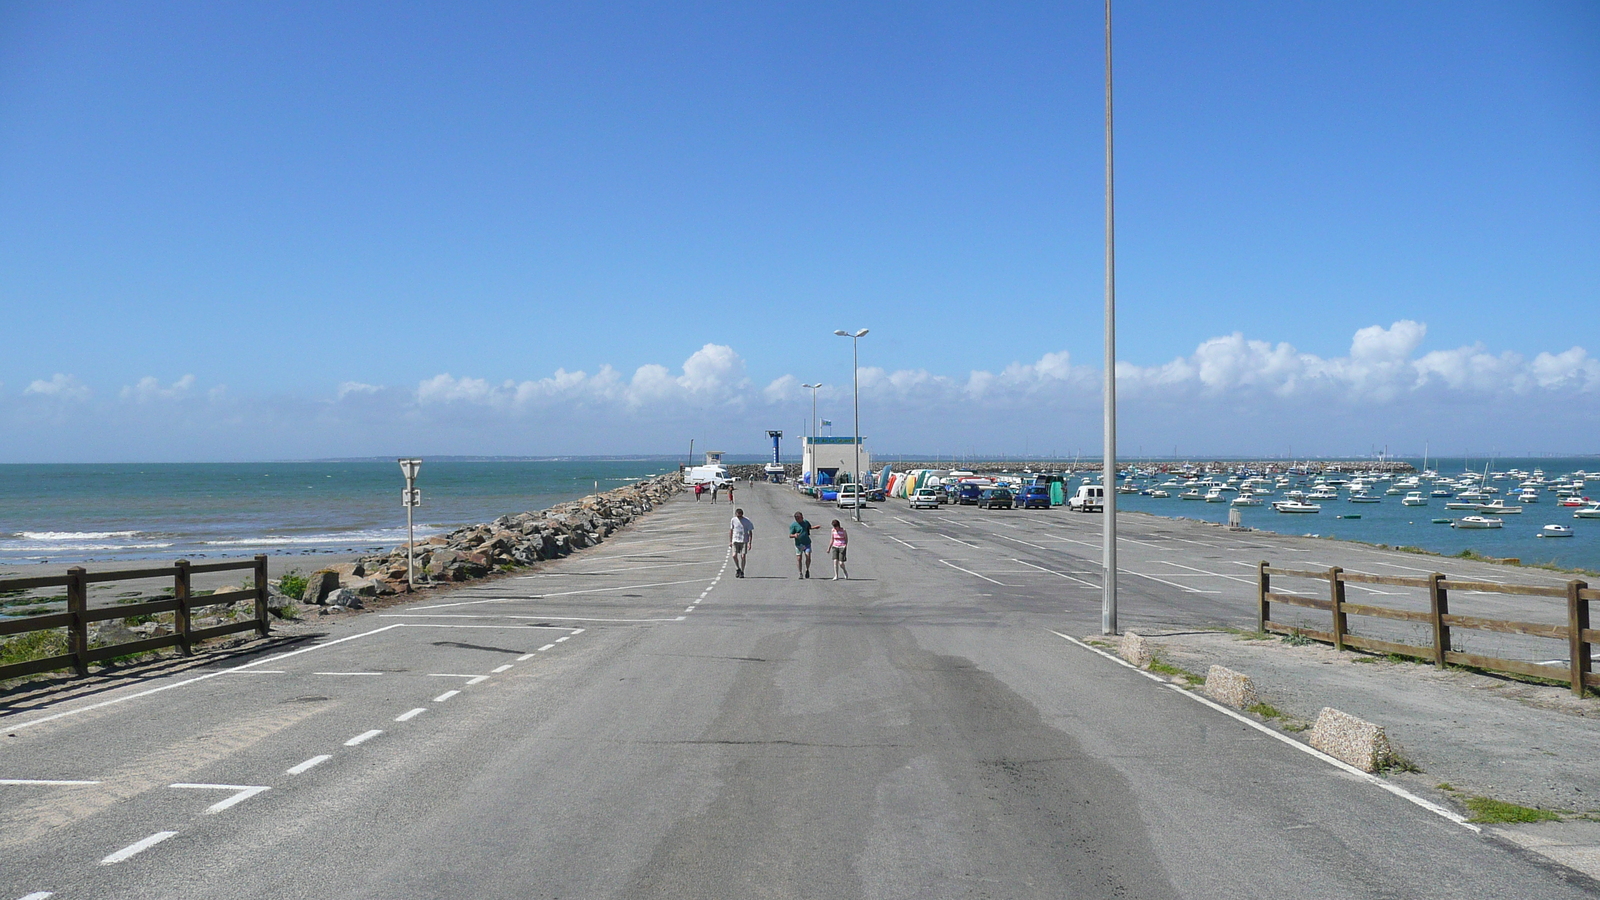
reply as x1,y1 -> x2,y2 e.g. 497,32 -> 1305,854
280,473 -> 684,609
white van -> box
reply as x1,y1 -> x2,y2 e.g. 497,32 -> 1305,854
1068,484 -> 1105,512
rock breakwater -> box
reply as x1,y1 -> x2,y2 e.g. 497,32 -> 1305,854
286,473 -> 684,604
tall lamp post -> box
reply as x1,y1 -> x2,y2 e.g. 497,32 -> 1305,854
1101,0 -> 1119,635
833,329 -> 868,523
398,458 -> 422,590
801,382 -> 822,488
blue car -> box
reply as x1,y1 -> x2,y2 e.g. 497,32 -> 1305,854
1017,485 -> 1052,509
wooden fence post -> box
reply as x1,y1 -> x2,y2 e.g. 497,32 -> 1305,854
254,554 -> 270,638
67,566 -> 88,676
1429,573 -> 1449,668
1570,580 -> 1591,698
1329,566 -> 1346,652
174,560 -> 193,656
1257,561 -> 1269,633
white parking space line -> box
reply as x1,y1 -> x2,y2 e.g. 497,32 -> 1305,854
223,670 -> 285,675
1010,558 -> 1099,589
937,534 -> 981,549
1154,561 -> 1257,585
988,533 -> 1051,551
1124,570 -> 1219,594
17,891 -> 55,900
491,664 -> 513,673
887,535 -> 919,549
538,644 -> 556,651
427,673 -> 481,678
312,672 -> 385,676
554,636 -> 570,643
287,755 -> 331,775
101,831 -> 178,865
516,653 -> 535,661
413,578 -> 709,610
169,783 -> 270,814
1,779 -> 101,786
524,560 -> 718,575
383,614 -> 688,623
611,544 -> 724,557
345,730 -> 383,746
465,675 -> 490,685
937,560 -> 1010,586
395,708 -> 427,722
432,691 -> 460,702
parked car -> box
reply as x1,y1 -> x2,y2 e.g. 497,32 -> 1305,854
1068,484 -> 1105,512
977,487 -> 1014,509
910,488 -> 941,509
836,487 -> 866,509
1017,485 -> 1052,509
955,483 -> 982,505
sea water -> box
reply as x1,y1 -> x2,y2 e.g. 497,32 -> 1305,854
0,460 -> 678,567
1112,456 -> 1600,574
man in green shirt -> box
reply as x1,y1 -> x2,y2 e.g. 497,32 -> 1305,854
789,511 -> 817,579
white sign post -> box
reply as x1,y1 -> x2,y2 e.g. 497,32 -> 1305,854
398,458 -> 422,590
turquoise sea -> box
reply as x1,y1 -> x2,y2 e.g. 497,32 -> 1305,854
1109,456 -> 1600,575
0,460 -> 678,567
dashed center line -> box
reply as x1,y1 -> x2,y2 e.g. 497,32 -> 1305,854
287,755 -> 331,775
345,730 -> 383,746
433,690 -> 460,702
169,783 -> 270,813
538,644 -> 556,652
491,664 -> 513,673
395,708 -> 427,722
101,831 -> 178,865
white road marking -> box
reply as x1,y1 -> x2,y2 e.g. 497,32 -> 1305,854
287,755 -> 331,775
937,559 -> 1009,586
1155,561 -> 1257,585
427,673 -> 481,678
937,533 -> 981,549
686,606 -> 696,612
988,533 -> 1051,551
101,831 -> 178,864
465,675 -> 490,685
433,690 -> 460,702
554,636 -> 570,643
491,664 -> 513,673
395,708 -> 427,722
4,623 -> 409,733
886,535 -> 919,549
1048,630 -> 1480,832
570,628 -> 585,634
383,614 -> 687,623
516,653 -> 535,661
169,783 -> 270,813
17,891 -> 54,900
312,672 -> 385,676
1009,558 -> 1099,588
1,779 -> 101,786
1125,570 -> 1220,594
525,560 -> 717,575
538,644 -> 556,651
412,578 -> 709,610
223,670 -> 285,675
345,730 -> 383,746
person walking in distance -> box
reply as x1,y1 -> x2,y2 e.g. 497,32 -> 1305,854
726,482 -> 735,504
789,511 -> 816,579
828,519 -> 849,580
729,508 -> 754,578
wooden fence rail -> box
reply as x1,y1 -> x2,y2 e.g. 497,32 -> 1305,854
1257,562 -> 1596,697
0,555 -> 269,683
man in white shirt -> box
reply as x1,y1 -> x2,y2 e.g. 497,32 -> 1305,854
729,508 -> 754,578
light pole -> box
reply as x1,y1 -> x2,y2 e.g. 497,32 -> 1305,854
801,382 -> 822,489
398,458 -> 422,591
1101,0 -> 1119,635
833,329 -> 868,523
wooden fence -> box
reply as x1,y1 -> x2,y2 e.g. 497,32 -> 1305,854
0,556 -> 270,683
1257,563 -> 1596,697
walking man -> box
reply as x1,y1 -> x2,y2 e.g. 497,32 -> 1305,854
828,518 -> 849,580
729,508 -> 754,578
789,511 -> 816,579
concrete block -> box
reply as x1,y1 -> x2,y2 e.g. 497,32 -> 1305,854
1119,631 -> 1152,667
1203,665 -> 1260,709
1309,707 -> 1395,773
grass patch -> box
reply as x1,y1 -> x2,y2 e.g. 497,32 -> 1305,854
1437,782 -> 1456,792
277,570 -> 308,602
1281,629 -> 1314,647
1147,656 -> 1205,687
1377,753 -> 1422,775
0,629 -> 69,669
1464,796 -> 1561,824
1247,702 -> 1284,719
1281,722 -> 1309,733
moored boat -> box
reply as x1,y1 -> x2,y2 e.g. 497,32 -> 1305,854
1451,515 -> 1504,529
1538,524 -> 1573,538
1272,500 -> 1322,514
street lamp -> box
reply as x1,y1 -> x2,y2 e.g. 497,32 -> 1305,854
1102,0 -> 1119,635
833,329 -> 868,523
801,382 -> 822,489
398,458 -> 422,590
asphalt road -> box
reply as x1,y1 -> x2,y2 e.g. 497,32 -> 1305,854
2,484 -> 1594,899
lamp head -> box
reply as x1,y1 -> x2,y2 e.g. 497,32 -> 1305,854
835,328 -> 868,338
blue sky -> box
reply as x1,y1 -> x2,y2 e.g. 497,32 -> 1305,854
2,1 -> 1596,461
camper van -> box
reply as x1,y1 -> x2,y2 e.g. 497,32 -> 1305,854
1068,484 -> 1105,512
682,451 -> 733,488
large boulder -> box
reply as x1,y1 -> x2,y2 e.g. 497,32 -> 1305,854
302,570 -> 340,605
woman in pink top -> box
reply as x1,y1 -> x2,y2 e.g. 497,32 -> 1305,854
828,519 -> 849,580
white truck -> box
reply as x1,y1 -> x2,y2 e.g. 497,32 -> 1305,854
1068,484 -> 1105,512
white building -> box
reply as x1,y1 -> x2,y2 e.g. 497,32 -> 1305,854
802,436 -> 870,486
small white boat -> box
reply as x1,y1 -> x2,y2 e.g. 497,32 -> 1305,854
1204,488 -> 1227,502
1477,500 -> 1523,515
1539,524 -> 1573,538
1348,491 -> 1382,504
1231,494 -> 1263,507
1180,489 -> 1203,500
1575,506 -> 1600,520
1401,492 -> 1428,506
1149,489 -> 1170,498
1452,516 -> 1504,529
1559,496 -> 1591,507
1444,500 -> 1481,510
1273,500 -> 1322,514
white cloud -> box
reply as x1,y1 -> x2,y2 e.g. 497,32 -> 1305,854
26,373 -> 91,401
337,381 -> 381,399
417,344 -> 752,412
121,374 -> 195,402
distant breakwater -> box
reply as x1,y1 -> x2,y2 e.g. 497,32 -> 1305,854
295,473 -> 684,603
728,461 -> 1417,480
